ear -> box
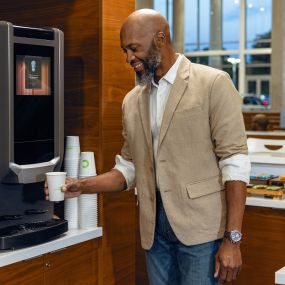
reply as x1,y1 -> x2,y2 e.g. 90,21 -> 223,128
154,31 -> 166,48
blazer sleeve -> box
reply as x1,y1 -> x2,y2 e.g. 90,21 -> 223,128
209,72 -> 248,161
121,99 -> 133,162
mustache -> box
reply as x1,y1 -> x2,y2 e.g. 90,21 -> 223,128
134,48 -> 161,86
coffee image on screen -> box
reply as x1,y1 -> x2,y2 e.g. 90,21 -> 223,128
16,55 -> 51,95
25,57 -> 42,89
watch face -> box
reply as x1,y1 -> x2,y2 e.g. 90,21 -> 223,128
230,230 -> 242,242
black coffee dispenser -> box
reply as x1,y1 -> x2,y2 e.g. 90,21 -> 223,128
0,22 -> 67,249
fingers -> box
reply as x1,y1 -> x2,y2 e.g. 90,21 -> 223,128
233,266 -> 241,280
44,180 -> 49,200
45,177 -> 81,201
218,265 -> 227,285
218,264 -> 242,284
62,180 -> 77,193
214,255 -> 220,278
61,179 -> 81,198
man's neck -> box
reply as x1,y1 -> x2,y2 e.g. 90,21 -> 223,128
154,53 -> 179,83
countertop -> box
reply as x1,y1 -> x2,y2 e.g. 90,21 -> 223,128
246,196 -> 285,209
0,227 -> 102,267
246,131 -> 285,137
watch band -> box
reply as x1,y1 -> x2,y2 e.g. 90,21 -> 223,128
224,230 -> 243,244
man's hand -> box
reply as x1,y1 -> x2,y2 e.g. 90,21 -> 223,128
214,239 -> 242,284
44,177 -> 82,200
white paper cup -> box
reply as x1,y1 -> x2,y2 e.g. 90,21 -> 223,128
46,172 -> 66,202
79,152 -> 97,177
65,136 -> 80,158
66,136 -> 80,147
78,194 -> 98,229
64,197 -> 78,229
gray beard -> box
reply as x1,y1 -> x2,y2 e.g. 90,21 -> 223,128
136,52 -> 161,86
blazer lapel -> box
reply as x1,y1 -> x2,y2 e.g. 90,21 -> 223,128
138,84 -> 153,163
158,57 -> 190,149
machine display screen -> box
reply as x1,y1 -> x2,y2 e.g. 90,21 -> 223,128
14,43 -> 54,165
16,55 -> 51,95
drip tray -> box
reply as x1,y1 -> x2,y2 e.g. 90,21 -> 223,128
0,219 -> 68,249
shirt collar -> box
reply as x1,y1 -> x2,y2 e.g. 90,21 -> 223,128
152,54 -> 183,87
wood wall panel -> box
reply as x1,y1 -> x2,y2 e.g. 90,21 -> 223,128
0,1 -> 136,285
100,2 -> 136,284
233,206 -> 285,285
44,240 -> 99,285
0,257 -> 44,285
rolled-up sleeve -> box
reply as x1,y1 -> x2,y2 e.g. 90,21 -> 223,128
219,153 -> 251,185
113,97 -> 136,190
113,155 -> 136,190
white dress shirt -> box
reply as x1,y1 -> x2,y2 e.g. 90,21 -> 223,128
114,55 -> 251,189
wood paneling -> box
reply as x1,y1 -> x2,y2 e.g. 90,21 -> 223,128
0,240 -> 98,285
0,256 -> 44,285
44,240 -> 99,285
233,206 -> 285,285
99,1 -> 136,285
243,112 -> 281,131
0,1 -> 136,285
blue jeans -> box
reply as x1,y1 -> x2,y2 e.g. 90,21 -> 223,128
145,192 -> 221,285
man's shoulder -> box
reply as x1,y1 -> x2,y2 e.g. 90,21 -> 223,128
190,61 -> 228,78
178,56 -> 229,84
123,84 -> 144,105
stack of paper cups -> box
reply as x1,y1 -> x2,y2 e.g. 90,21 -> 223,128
78,194 -> 98,229
64,136 -> 80,229
78,151 -> 98,228
64,136 -> 80,178
64,197 -> 78,229
79,152 -> 97,179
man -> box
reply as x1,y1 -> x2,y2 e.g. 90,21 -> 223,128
45,9 -> 250,285
251,113 -> 270,131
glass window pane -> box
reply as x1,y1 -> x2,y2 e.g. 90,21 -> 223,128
154,0 -> 167,17
245,54 -> 271,108
246,0 -> 272,49
168,0 -> 173,36
199,0 -> 210,50
224,55 -> 240,89
185,0 -> 198,51
188,55 -> 239,89
154,0 -> 173,38
246,54 -> 271,75
184,0 -> 210,51
222,0 -> 240,50
248,81 -> 257,94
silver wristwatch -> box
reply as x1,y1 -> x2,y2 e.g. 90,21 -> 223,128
224,230 -> 242,244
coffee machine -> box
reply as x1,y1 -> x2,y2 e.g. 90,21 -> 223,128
0,22 -> 68,249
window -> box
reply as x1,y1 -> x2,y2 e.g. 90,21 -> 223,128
152,0 -> 272,110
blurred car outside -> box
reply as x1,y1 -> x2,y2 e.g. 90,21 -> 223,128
241,94 -> 270,111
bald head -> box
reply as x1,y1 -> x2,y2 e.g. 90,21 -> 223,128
251,114 -> 269,131
120,9 -> 171,45
120,9 -> 177,85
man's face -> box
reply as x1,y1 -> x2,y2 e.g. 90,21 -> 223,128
135,41 -> 161,85
121,29 -> 161,85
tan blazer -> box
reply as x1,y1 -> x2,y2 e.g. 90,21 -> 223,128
121,56 -> 248,250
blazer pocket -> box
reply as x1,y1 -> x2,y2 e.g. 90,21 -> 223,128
174,106 -> 203,118
186,175 -> 224,199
